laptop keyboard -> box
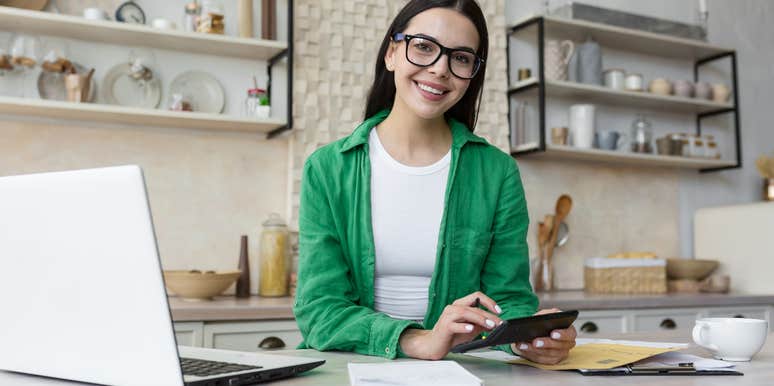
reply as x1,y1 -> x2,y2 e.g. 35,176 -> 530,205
180,357 -> 262,377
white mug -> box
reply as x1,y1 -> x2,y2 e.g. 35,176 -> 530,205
569,104 -> 595,148
83,7 -> 108,21
152,18 -> 177,30
693,318 -> 768,361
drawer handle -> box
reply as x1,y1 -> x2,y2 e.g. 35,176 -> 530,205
734,314 -> 745,318
258,336 -> 286,350
579,322 -> 598,333
660,318 -> 677,330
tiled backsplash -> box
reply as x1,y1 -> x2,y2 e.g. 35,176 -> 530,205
288,0 -> 680,289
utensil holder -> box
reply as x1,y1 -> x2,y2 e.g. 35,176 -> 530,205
765,179 -> 774,201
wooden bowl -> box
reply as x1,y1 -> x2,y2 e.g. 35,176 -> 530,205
163,270 -> 241,301
666,258 -> 718,280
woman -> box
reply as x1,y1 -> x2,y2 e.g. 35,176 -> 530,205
293,0 -> 576,363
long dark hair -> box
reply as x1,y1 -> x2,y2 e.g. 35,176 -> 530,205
363,0 -> 489,131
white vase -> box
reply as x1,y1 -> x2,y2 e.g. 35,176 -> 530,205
569,104 -> 596,148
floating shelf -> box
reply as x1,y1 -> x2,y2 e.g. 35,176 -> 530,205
510,14 -> 732,60
509,78 -> 734,114
513,143 -> 736,169
0,96 -> 286,134
0,6 -> 287,60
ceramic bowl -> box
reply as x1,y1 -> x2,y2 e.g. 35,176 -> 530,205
163,270 -> 242,301
666,258 -> 719,280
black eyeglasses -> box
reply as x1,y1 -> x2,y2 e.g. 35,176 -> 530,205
392,33 -> 483,80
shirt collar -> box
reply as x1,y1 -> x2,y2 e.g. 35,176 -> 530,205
338,109 -> 487,153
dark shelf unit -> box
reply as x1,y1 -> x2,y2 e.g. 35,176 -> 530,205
506,15 -> 741,173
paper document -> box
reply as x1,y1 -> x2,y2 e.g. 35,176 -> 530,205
348,360 -> 482,386
465,339 -> 688,371
632,352 -> 736,371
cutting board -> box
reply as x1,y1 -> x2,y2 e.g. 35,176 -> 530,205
694,202 -> 774,293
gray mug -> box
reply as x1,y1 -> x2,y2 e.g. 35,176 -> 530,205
596,131 -> 625,150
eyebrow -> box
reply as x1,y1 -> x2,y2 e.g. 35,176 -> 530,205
413,33 -> 477,52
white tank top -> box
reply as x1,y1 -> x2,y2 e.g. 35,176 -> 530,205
369,127 -> 450,322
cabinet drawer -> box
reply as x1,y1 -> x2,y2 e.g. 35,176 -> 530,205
705,307 -> 769,321
173,322 -> 204,347
632,311 -> 699,332
574,315 -> 626,335
203,320 -> 302,352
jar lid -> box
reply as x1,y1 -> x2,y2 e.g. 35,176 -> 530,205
263,213 -> 286,227
248,88 -> 266,96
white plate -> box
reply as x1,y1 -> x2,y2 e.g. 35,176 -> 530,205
102,62 -> 161,109
169,70 -> 225,114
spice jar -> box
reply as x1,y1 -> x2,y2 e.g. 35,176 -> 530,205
243,88 -> 271,119
259,213 -> 289,297
182,0 -> 201,33
705,135 -> 720,159
197,0 -> 225,34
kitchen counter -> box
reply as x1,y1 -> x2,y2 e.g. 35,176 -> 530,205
169,291 -> 774,322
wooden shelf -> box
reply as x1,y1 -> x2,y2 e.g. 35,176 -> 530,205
509,78 -> 734,114
0,96 -> 286,134
512,143 -> 736,169
0,6 -> 287,60
511,14 -> 732,60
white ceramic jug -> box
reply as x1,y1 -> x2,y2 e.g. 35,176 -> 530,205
544,39 -> 575,81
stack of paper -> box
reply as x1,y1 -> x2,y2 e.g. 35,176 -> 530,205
348,360 -> 482,386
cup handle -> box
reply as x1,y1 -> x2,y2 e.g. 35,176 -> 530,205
561,40 -> 575,66
692,323 -> 719,351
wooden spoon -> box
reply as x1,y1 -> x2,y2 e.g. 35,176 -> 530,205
544,195 -> 573,290
533,221 -> 547,291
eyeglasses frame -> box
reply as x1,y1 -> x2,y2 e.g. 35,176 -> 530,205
391,32 -> 484,79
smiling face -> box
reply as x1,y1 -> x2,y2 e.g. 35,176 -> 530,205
384,8 -> 480,121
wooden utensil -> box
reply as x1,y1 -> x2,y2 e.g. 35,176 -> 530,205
544,195 -> 573,290
533,221 -> 546,291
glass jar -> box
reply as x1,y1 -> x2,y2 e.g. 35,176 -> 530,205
243,88 -> 271,118
182,0 -> 201,33
692,137 -> 705,158
630,114 -> 653,153
259,213 -> 289,297
197,0 -> 225,34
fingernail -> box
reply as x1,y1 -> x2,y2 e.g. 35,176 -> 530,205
536,340 -> 545,348
519,344 -> 528,350
498,320 -> 504,326
465,324 -> 474,332
486,319 -> 495,328
494,305 -> 502,314
551,332 -> 561,339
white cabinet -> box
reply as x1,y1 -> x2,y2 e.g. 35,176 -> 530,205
574,311 -> 627,335
204,320 -> 303,352
174,320 -> 302,352
631,308 -> 702,333
704,306 -> 770,321
173,322 -> 204,347
576,305 -> 774,335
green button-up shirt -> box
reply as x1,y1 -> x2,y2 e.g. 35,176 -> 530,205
294,110 -> 537,358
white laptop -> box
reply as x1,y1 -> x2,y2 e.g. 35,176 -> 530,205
0,165 -> 324,385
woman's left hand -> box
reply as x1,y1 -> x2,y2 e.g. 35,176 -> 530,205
511,308 -> 577,365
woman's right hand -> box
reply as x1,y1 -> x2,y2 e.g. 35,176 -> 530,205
399,292 -> 503,360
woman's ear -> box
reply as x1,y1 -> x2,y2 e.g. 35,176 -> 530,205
384,42 -> 396,72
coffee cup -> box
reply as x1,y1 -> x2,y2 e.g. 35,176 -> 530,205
693,317 -> 768,361
152,18 -> 177,30
83,7 -> 108,21
596,130 -> 624,151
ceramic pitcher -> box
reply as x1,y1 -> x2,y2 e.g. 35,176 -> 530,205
544,39 -> 574,81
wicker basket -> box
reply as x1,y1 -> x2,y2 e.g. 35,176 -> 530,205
584,264 -> 667,294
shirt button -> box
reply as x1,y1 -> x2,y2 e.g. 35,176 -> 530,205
385,347 -> 390,354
